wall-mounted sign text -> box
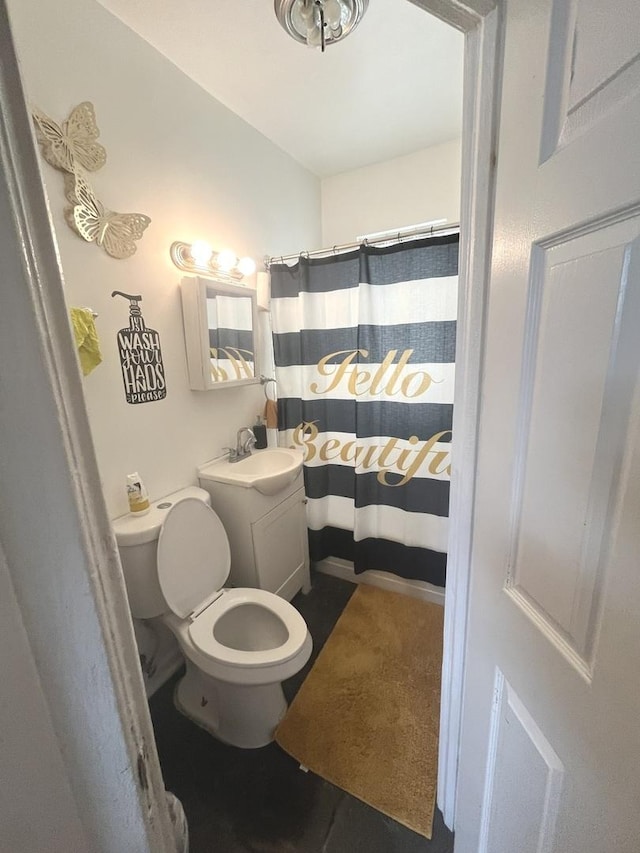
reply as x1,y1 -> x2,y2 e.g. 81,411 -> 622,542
112,290 -> 166,404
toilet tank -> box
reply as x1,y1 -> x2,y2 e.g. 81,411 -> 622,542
113,485 -> 211,619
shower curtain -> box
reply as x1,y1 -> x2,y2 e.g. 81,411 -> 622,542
270,234 -> 458,586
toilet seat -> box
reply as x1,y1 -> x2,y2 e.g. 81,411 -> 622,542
157,497 -> 309,673
188,588 -> 309,669
157,497 -> 230,619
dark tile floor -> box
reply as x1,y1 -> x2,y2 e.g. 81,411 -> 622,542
149,572 -> 454,853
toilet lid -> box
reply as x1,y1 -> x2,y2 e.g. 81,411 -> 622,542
157,498 -> 230,619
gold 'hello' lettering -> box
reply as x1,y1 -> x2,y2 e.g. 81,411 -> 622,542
309,348 -> 440,400
310,349 -> 366,395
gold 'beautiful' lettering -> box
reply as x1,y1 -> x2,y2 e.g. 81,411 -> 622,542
292,421 -> 319,462
377,430 -> 452,485
319,438 -> 342,462
290,422 -> 452,485
310,348 -> 439,400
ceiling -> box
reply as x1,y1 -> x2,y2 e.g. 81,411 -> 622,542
97,0 -> 464,178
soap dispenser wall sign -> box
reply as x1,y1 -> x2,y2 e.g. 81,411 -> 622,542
112,291 -> 167,404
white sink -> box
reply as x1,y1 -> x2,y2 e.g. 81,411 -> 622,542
198,448 -> 303,496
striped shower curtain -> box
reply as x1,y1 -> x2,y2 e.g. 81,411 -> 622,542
270,235 -> 458,586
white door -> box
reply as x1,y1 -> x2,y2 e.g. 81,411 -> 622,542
455,1 -> 640,851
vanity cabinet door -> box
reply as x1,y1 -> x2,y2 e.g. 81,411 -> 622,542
251,489 -> 308,596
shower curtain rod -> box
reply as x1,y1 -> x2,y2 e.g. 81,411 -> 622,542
265,221 -> 460,267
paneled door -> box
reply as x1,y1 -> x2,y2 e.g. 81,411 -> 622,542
455,1 -> 640,851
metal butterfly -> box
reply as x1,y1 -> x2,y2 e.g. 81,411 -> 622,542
64,171 -> 151,260
32,101 -> 107,173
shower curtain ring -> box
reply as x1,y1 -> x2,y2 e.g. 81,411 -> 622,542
333,245 -> 338,255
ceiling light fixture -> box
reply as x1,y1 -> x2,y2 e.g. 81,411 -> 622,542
170,241 -> 256,282
274,0 -> 369,52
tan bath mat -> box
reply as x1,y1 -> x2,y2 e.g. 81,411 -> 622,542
276,583 -> 444,839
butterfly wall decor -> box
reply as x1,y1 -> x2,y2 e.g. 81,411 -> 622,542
32,102 -> 106,174
31,101 -> 151,259
64,170 -> 151,260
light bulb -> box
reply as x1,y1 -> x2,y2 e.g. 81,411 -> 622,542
237,257 -> 257,277
323,0 -> 342,28
216,248 -> 238,272
190,240 -> 213,266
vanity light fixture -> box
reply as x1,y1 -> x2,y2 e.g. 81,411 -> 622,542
274,0 -> 369,52
170,241 -> 257,282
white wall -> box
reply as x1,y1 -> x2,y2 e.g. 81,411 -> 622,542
7,0 -> 321,519
321,138 -> 461,246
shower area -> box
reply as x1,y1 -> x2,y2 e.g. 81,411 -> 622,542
267,227 -> 459,591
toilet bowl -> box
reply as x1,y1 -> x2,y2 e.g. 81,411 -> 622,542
114,487 -> 312,748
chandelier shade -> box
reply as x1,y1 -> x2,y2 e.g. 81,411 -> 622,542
274,0 -> 369,51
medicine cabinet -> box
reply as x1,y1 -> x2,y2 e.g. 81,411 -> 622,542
180,276 -> 260,390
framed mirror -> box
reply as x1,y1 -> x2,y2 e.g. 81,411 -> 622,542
180,276 -> 260,390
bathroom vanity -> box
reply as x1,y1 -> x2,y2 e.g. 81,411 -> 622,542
198,460 -> 311,602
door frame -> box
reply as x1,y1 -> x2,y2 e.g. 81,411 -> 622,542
0,0 -> 500,847
0,1 -> 176,849
410,0 -> 502,827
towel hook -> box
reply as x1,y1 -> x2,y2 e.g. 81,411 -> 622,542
259,374 -> 277,401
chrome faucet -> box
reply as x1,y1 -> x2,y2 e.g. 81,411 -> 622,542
227,427 -> 255,463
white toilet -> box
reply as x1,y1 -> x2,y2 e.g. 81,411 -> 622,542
113,486 -> 312,748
